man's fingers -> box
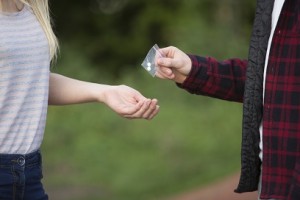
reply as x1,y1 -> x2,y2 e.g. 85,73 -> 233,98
159,46 -> 174,57
157,57 -> 174,68
156,66 -> 175,79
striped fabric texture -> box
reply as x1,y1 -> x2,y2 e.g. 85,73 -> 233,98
0,6 -> 50,154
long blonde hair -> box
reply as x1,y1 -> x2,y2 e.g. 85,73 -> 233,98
1,0 -> 59,61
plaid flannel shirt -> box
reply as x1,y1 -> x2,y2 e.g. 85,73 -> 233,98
178,0 -> 300,199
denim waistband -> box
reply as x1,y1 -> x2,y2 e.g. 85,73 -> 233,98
0,150 -> 41,167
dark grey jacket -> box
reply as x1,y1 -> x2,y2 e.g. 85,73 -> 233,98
235,0 -> 275,193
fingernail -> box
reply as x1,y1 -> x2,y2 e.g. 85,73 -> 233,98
157,58 -> 162,64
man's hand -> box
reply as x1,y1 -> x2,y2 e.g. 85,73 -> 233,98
155,46 -> 192,84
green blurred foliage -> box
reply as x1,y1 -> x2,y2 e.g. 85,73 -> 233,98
51,0 -> 182,78
44,0 -> 256,199
50,0 -> 255,77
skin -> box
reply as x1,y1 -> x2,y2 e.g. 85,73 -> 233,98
155,46 -> 192,84
49,74 -> 159,120
0,0 -> 24,12
1,0 -> 160,120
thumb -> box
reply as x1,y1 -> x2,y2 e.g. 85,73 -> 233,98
157,57 -> 179,69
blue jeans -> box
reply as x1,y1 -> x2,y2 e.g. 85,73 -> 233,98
0,150 -> 48,200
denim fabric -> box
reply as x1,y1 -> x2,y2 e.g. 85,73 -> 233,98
0,150 -> 48,200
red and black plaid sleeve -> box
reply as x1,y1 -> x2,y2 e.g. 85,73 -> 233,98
178,55 -> 247,102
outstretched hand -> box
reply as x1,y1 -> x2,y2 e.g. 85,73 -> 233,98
155,46 -> 192,83
102,85 -> 159,120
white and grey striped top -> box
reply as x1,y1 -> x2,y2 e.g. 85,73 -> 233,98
0,6 -> 50,154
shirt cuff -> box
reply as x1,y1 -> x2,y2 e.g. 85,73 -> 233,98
176,54 -> 208,90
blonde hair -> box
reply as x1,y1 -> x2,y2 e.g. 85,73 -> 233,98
1,0 -> 59,61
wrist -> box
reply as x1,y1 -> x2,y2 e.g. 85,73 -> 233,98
173,59 -> 191,83
173,72 -> 187,84
91,84 -> 112,103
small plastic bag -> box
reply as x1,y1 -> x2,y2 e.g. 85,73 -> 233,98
141,44 -> 163,77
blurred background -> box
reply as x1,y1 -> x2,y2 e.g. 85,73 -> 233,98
43,0 -> 257,199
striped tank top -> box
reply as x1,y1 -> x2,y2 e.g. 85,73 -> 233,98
0,6 -> 50,154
